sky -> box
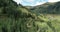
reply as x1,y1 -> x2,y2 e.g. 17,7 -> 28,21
13,0 -> 60,6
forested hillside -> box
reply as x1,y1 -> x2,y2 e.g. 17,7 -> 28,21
0,0 -> 60,32
27,1 -> 60,15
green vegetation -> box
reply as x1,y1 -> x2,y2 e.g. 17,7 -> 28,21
27,1 -> 60,15
0,0 -> 60,32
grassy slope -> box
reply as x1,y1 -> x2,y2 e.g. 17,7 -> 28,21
0,0 -> 60,32
25,1 -> 60,32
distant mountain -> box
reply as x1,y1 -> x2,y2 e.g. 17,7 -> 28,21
26,1 -> 60,15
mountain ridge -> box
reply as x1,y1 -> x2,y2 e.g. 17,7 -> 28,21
25,1 -> 60,15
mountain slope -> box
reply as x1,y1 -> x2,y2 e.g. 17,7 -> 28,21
0,0 -> 60,32
27,1 -> 60,15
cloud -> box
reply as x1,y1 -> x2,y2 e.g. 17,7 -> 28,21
48,0 -> 60,2
35,0 -> 60,6
22,0 -> 48,6
35,0 -> 48,6
13,0 -> 23,4
27,0 -> 34,2
35,2 -> 46,5
13,0 -> 60,6
23,0 -> 34,2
